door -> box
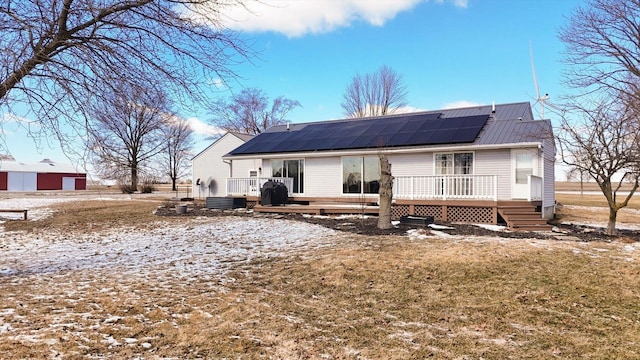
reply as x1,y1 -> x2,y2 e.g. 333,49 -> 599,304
63,177 -> 76,190
7,172 -> 37,191
512,149 -> 537,199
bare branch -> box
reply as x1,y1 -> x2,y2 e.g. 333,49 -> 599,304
0,0 -> 254,152
210,87 -> 301,135
341,65 -> 408,118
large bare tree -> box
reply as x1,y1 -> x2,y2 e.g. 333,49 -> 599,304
559,0 -> 640,100
342,65 -> 408,229
341,65 -> 408,118
88,83 -> 169,191
211,87 -> 301,135
557,97 -> 640,235
0,0 -> 252,144
163,117 -> 195,191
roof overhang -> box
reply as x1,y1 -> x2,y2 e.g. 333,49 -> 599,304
223,142 -> 544,160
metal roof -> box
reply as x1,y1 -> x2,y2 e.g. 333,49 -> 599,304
227,102 -> 548,156
0,160 -> 84,174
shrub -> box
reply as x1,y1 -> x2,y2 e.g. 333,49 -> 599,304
119,184 -> 137,194
140,182 -> 156,194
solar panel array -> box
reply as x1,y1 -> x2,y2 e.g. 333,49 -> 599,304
229,112 -> 490,155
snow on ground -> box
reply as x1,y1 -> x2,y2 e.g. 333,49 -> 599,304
1,194 -> 639,358
0,194 -> 134,221
0,195 -> 347,357
1,217 -> 338,278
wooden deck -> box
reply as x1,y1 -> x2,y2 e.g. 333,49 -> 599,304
248,197 -> 551,231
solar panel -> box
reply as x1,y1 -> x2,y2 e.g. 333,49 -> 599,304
228,113 -> 489,155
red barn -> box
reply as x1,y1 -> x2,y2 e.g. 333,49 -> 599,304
0,159 -> 86,191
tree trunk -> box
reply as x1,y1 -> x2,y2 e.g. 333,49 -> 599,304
172,177 -> 177,192
606,206 -> 618,236
131,166 -> 138,192
378,155 -> 393,230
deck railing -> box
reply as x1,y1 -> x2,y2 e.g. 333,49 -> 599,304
226,177 -> 294,197
394,175 -> 498,201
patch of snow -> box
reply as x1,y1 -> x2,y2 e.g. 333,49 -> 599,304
0,215 -> 338,279
429,230 -> 455,238
428,224 -> 454,230
473,224 -> 508,232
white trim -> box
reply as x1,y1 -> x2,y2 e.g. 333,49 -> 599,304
511,148 -> 539,199
223,142 -> 544,160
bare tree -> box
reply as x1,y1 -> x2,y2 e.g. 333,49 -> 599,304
0,0 -> 252,145
377,155 -> 393,230
163,117 -> 195,192
557,96 -> 640,235
342,66 -> 408,229
211,88 -> 301,135
559,0 -> 640,100
88,83 -> 169,191
341,65 -> 408,118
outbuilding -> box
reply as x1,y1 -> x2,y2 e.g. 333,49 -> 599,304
0,158 -> 86,191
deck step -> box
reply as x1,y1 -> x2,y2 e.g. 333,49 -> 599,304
498,205 -> 551,231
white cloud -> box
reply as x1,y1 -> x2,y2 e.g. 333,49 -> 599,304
441,100 -> 482,109
220,0 -> 466,37
206,78 -> 226,89
394,105 -> 427,114
185,117 -> 225,137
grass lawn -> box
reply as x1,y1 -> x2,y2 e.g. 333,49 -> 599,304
1,197 -> 639,358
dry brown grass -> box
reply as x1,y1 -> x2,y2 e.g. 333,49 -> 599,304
3,199 -> 181,233
556,192 -> 640,225
1,196 -> 640,358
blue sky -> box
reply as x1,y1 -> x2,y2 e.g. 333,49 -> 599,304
5,0 -> 583,167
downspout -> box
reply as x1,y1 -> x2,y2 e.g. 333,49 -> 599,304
224,159 -> 232,196
538,143 -> 545,218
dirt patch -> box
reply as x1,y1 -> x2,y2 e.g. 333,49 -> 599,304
154,202 -> 640,243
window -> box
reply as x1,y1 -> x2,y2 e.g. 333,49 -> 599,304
272,159 -> 304,193
435,153 -> 473,175
515,153 -> 534,184
342,156 -> 380,194
435,152 -> 474,196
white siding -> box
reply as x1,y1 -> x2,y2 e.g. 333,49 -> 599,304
304,157 -> 342,197
475,149 -> 511,200
230,158 -> 262,179
192,134 -> 251,198
388,153 -> 433,176
542,137 -> 556,219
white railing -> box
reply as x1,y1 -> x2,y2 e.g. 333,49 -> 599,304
394,175 -> 498,201
226,177 -> 294,197
528,175 -> 543,201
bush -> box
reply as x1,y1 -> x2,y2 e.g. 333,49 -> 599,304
119,184 -> 136,194
140,182 -> 156,194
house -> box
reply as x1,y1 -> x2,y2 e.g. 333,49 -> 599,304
0,158 -> 86,191
192,132 -> 254,198
217,102 -> 555,230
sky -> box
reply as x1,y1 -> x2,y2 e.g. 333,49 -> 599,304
3,0 -> 584,170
